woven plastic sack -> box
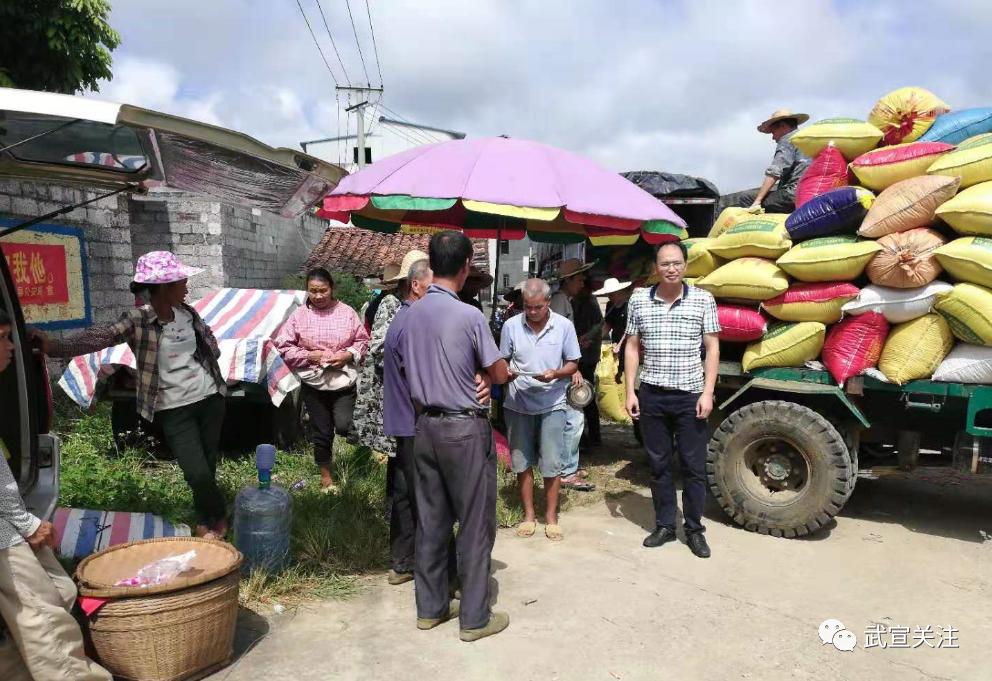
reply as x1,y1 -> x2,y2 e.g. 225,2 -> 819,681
595,344 -> 631,424
933,237 -> 992,288
921,108 -> 992,145
927,133 -> 992,189
878,314 -> 954,384
717,304 -> 767,342
741,321 -> 826,372
935,182 -> 992,236
785,187 -> 874,241
761,282 -> 859,324
859,175 -> 960,238
850,141 -> 955,191
795,146 -> 848,208
708,207 -> 751,239
932,344 -> 992,383
840,282 -> 953,324
709,214 -> 792,260
868,87 -> 950,145
683,238 -> 723,278
822,312 -> 890,384
866,228 -> 946,289
789,118 -> 883,160
933,282 -> 992,346
695,257 -> 789,302
776,235 -> 882,282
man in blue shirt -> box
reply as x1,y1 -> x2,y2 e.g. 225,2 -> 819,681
500,279 -> 581,543
399,231 -> 512,642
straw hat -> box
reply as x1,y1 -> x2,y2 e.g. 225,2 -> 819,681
385,249 -> 429,283
757,109 -> 810,133
553,258 -> 594,281
592,277 -> 632,296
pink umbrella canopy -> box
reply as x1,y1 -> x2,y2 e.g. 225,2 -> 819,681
319,136 -> 688,245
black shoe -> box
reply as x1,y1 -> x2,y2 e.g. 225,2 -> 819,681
686,532 -> 711,558
642,527 -> 677,548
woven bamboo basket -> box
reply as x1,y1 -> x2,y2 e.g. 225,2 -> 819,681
76,537 -> 243,681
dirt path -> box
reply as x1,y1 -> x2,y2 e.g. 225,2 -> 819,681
215,428 -> 992,681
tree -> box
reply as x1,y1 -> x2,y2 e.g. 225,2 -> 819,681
0,0 -> 120,94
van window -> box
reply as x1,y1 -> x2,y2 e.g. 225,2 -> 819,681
0,260 -> 29,487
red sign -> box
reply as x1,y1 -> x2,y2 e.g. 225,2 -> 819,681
1,243 -> 70,305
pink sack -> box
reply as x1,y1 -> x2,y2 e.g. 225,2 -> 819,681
795,146 -> 849,208
718,304 -> 767,342
821,311 -> 890,384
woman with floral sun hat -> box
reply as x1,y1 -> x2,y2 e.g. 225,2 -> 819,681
33,251 -> 230,539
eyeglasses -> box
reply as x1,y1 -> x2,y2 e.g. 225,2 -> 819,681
656,261 -> 685,270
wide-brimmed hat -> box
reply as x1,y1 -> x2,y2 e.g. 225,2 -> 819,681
132,251 -> 203,285
385,249 -> 429,283
593,277 -> 632,296
466,266 -> 494,287
757,109 -> 810,133
553,258 -> 594,281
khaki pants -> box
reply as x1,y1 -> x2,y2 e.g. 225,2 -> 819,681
0,543 -> 111,681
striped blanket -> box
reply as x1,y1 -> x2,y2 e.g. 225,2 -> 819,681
58,288 -> 306,409
52,507 -> 191,560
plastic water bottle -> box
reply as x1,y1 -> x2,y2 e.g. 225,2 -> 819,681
234,444 -> 292,574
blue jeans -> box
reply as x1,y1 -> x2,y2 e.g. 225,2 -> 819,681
560,406 -> 585,477
505,408 -> 566,478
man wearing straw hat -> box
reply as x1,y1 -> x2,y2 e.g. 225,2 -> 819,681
0,308 -> 112,681
717,108 -> 811,215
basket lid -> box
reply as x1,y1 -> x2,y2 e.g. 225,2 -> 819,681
75,537 -> 243,598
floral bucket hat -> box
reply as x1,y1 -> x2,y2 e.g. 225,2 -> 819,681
132,250 -> 203,285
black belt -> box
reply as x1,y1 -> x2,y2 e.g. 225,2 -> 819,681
421,407 -> 489,419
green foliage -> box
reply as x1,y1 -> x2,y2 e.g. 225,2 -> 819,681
281,270 -> 372,314
0,0 -> 120,94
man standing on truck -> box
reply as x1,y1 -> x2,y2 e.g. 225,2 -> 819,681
717,109 -> 810,215
624,242 -> 721,558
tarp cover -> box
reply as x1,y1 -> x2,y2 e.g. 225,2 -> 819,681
622,171 -> 720,199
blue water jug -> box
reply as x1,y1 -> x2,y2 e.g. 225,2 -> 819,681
234,444 -> 292,574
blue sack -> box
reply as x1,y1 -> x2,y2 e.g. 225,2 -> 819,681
785,187 -> 875,242
920,108 -> 992,145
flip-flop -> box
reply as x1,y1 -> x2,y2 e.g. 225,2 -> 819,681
516,520 -> 537,538
545,524 -> 564,542
562,478 -> 596,492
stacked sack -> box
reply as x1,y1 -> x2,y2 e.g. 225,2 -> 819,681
695,86 -> 992,386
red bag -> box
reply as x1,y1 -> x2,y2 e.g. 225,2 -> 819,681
795,146 -> 848,208
821,311 -> 889,384
718,304 -> 767,342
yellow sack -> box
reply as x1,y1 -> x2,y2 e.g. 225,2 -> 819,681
933,282 -> 992,346
708,207 -> 750,238
595,344 -> 631,424
742,321 -> 826,372
879,314 -> 954,384
928,133 -> 992,189
709,214 -> 792,260
790,118 -> 884,160
869,87 -> 950,145
696,257 -> 789,302
859,175 -> 960,238
934,237 -> 992,288
935,181 -> 992,236
683,238 -> 724,278
776,235 -> 882,282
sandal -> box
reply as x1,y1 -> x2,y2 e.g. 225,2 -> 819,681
561,476 -> 596,492
545,524 -> 564,542
516,520 -> 537,538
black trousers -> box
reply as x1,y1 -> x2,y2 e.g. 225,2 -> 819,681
413,414 -> 496,630
638,384 -> 709,534
301,385 -> 356,465
155,393 -> 226,525
579,362 -> 600,443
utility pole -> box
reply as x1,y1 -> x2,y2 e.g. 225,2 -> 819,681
337,85 -> 383,169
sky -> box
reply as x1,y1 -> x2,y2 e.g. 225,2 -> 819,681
96,0 -> 992,194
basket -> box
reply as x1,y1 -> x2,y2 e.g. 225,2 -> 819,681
76,537 -> 243,681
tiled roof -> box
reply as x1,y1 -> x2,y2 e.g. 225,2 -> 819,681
305,225 -> 490,277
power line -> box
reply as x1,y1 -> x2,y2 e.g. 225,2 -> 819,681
378,103 -> 442,143
314,0 -> 352,85
295,0 -> 340,86
344,0 -> 371,86
364,0 -> 384,87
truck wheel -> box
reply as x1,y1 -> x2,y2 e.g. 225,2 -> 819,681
706,400 -> 855,538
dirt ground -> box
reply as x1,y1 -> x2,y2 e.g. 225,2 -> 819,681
214,423 -> 992,681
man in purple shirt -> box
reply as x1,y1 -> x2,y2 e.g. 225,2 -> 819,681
399,231 -> 512,642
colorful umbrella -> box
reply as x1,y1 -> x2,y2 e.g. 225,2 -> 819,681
318,136 -> 688,246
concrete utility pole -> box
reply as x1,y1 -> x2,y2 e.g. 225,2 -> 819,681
337,85 -> 383,169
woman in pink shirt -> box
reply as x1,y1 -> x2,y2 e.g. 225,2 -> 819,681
275,268 -> 370,492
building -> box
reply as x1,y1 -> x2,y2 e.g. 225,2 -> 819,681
490,237 -> 585,295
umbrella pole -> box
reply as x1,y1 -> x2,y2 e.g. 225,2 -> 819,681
490,219 -> 503,322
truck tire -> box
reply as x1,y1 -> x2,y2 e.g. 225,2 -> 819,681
706,400 -> 855,538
